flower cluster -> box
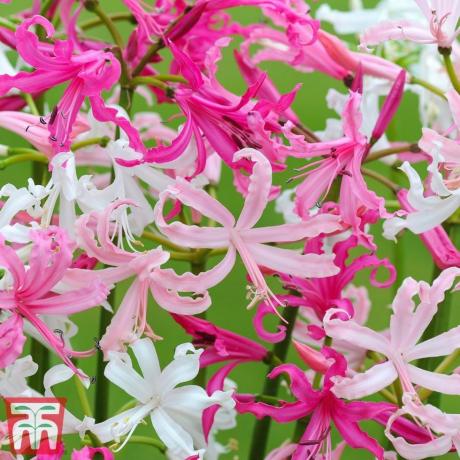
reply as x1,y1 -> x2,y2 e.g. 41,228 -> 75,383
0,0 -> 459,459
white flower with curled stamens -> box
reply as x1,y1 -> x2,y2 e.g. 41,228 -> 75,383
324,267 -> 460,400
91,339 -> 234,459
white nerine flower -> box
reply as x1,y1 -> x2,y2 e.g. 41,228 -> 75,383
383,149 -> 460,239
91,338 -> 235,459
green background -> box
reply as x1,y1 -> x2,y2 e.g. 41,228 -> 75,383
0,1 -> 459,458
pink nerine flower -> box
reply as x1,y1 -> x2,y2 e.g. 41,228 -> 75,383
154,148 -> 342,309
235,348 -> 392,459
324,267 -> 460,399
0,15 -> 120,154
71,446 -> 113,459
71,200 -> 216,356
360,0 -> 460,49
0,313 -> 25,368
0,227 -> 109,373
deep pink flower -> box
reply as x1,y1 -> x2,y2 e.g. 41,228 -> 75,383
0,227 -> 109,373
0,15 -> 120,155
71,446 -> 114,459
235,348 -> 391,459
0,313 -> 25,368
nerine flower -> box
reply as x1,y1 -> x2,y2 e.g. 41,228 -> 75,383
0,226 -> 109,373
70,200 -> 215,356
91,338 -> 234,459
154,148 -> 342,310
235,348 -> 393,459
324,267 -> 460,399
360,0 -> 460,49
0,15 -> 120,154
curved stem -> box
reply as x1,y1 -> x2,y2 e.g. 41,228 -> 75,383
441,49 -> 460,94
132,40 -> 164,78
79,13 -> 134,31
365,143 -> 419,163
409,76 -> 447,100
71,136 -> 110,151
361,167 -> 400,195
249,305 -> 298,460
124,435 -> 166,453
0,153 -> 48,169
142,230 -> 190,252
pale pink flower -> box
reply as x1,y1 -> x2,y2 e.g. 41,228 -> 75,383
0,313 -> 25,368
361,0 -> 460,49
324,267 -> 460,399
71,200 -> 215,356
154,148 -> 342,310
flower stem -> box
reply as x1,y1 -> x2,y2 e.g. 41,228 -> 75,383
122,435 -> 166,453
79,13 -> 135,31
71,136 -> 110,151
0,153 -> 48,170
29,340 -> 49,393
249,306 -> 298,460
440,47 -> 460,94
361,167 -> 400,194
94,294 -> 115,422
364,143 -> 420,163
409,75 -> 447,100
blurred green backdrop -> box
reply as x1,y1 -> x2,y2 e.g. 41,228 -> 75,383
1,0 -> 458,458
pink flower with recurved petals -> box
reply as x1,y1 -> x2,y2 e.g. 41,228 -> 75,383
0,15 -> 120,155
0,313 -> 25,368
0,227 -> 109,374
324,267 -> 460,400
154,148 -> 342,311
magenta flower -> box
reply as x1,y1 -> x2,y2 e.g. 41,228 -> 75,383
71,446 -> 113,460
235,348 -> 392,459
154,148 -> 342,310
0,15 -> 120,154
0,227 -> 109,373
254,232 -> 395,342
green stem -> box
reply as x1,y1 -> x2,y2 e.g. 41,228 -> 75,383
132,40 -> 164,78
365,143 -> 419,163
154,74 -> 188,84
0,153 -> 48,170
249,306 -> 298,460
71,136 -> 110,151
0,17 -> 17,32
94,298 -> 115,423
123,435 -> 166,453
440,48 -> 460,94
409,75 -> 447,100
23,93 -> 40,116
79,13 -> 135,31
361,167 -> 400,195
130,76 -> 171,92
142,230 -> 190,252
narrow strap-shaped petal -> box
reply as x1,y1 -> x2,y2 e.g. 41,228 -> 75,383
407,364 -> 460,395
248,243 -> 340,278
405,325 -> 460,361
26,281 -> 109,315
333,413 -> 385,460
0,237 -> 26,290
234,149 -> 272,230
331,361 -> 398,400
241,213 -> 342,243
131,338 -> 162,385
158,345 -> 202,395
324,309 -> 390,356
150,407 -> 200,459
269,364 -> 317,402
104,353 -> 153,403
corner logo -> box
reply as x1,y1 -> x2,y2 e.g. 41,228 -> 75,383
4,397 -> 66,455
